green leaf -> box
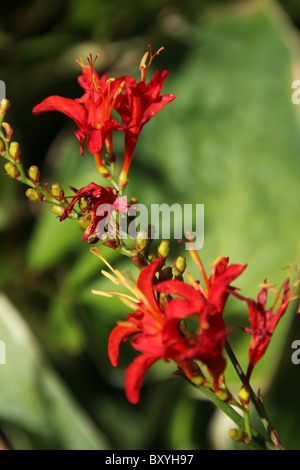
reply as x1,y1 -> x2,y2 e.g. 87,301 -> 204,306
0,293 -> 109,449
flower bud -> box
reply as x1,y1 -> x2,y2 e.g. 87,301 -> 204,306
175,256 -> 186,274
135,230 -> 149,252
28,165 -> 40,184
159,265 -> 173,281
51,205 -> 65,217
4,161 -> 20,179
9,141 -> 21,162
228,428 -> 245,442
158,240 -> 170,258
51,182 -> 65,201
130,249 -> 147,268
172,267 -> 183,280
119,170 -> 129,190
79,197 -> 88,211
0,99 -> 10,115
26,188 -> 43,202
101,234 -> 118,249
239,385 -> 251,408
77,215 -> 90,230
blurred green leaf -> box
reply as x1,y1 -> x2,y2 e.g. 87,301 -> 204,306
0,292 -> 109,449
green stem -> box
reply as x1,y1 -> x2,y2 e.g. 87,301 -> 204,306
224,339 -> 282,449
191,381 -> 267,450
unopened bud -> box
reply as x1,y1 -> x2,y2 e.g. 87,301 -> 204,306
79,197 -> 88,211
159,265 -> 173,281
51,205 -> 65,217
9,141 -> 21,162
135,231 -> 149,252
26,188 -> 43,202
77,215 -> 90,230
172,267 -> 183,280
228,428 -> 245,442
158,240 -> 170,258
28,165 -> 40,184
130,249 -> 147,268
175,256 -> 186,274
4,161 -> 19,179
51,182 -> 65,200
148,253 -> 156,262
119,170 -> 129,190
239,385 -> 251,407
0,99 -> 10,115
215,388 -> 231,402
101,234 -> 118,249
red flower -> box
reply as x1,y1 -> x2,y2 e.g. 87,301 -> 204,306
107,257 -> 199,404
32,55 -> 127,168
155,256 -> 247,391
114,47 -> 176,188
241,278 -> 297,385
60,183 -> 129,242
92,249 -> 247,404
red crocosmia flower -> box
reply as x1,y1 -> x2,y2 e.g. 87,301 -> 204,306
32,55 -> 127,171
60,183 -> 129,242
114,47 -> 176,188
92,248 -> 247,403
241,278 -> 298,386
155,255 -> 247,391
91,253 -> 208,404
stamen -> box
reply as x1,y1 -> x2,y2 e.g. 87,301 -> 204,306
140,45 -> 164,82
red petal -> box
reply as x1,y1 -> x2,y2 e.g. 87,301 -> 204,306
108,324 -> 140,366
155,279 -> 203,303
137,257 -> 164,311
33,96 -> 87,129
125,354 -> 159,404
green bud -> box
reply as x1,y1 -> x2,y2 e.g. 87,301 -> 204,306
77,215 -> 90,230
119,170 -> 130,190
228,428 -> 245,442
28,165 -> 40,184
239,385 -> 251,406
135,231 -> 149,252
26,188 -> 43,202
4,161 -> 19,179
51,182 -> 64,199
175,256 -> 186,274
51,205 -> 65,217
158,240 -> 170,258
0,99 -> 10,115
148,253 -> 156,262
79,197 -> 88,211
9,141 -> 21,162
172,267 -> 183,280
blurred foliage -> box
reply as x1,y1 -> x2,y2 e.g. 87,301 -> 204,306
1,0 -> 300,450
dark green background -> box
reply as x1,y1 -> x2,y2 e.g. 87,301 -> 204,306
1,0 -> 300,450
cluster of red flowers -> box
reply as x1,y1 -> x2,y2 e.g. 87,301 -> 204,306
92,248 -> 297,405
32,47 -> 299,408
33,47 -> 176,190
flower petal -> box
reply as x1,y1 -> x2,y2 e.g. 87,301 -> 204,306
33,95 -> 87,129
137,257 -> 164,311
125,354 -> 159,404
108,324 -> 140,366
